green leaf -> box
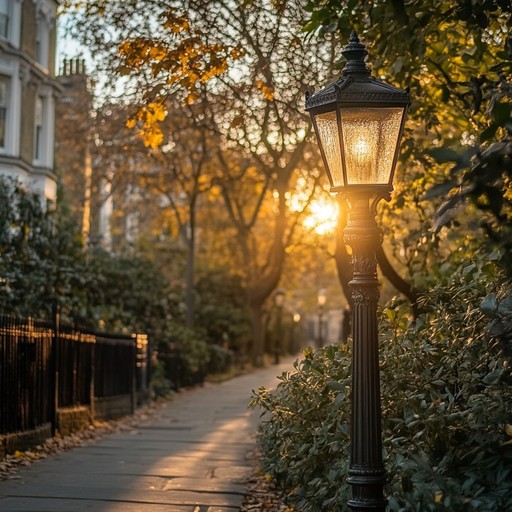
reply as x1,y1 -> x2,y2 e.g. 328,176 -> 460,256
481,293 -> 498,317
492,102 -> 512,125
498,296 -> 512,316
480,123 -> 499,142
483,368 -> 504,384
327,380 -> 345,391
428,147 -> 461,163
487,320 -> 509,337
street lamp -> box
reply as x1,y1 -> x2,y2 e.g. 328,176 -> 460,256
317,288 -> 327,348
306,31 -> 410,511
274,288 -> 286,365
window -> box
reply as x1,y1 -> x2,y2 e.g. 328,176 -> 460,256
0,0 -> 8,39
35,17 -> 49,68
34,96 -> 44,161
0,75 -> 8,149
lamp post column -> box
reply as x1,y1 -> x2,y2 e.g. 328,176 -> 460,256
344,193 -> 387,511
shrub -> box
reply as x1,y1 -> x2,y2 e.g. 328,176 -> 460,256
207,344 -> 234,374
150,359 -> 174,399
169,325 -> 210,386
251,345 -> 352,510
252,252 -> 512,511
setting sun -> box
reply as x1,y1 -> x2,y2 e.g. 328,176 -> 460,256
303,198 -> 338,235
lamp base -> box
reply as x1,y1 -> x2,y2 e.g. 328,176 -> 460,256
347,471 -> 387,511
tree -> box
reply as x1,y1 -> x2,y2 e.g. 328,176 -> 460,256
301,0 -> 511,276
62,0 -> 336,364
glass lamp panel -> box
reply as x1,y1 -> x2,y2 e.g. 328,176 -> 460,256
314,110 -> 344,187
340,107 -> 404,185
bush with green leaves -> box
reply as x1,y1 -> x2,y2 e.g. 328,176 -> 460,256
252,251 -> 512,511
207,344 -> 235,375
165,325 -> 210,386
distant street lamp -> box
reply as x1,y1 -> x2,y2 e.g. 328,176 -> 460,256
317,288 -> 327,348
306,31 -> 410,511
290,312 -> 301,354
274,289 -> 285,365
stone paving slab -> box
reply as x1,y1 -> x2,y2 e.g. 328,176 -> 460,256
1,484 -> 246,507
0,496 -> 228,512
0,359 -> 294,512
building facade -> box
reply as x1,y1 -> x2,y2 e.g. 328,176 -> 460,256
0,0 -> 60,201
55,58 -> 93,238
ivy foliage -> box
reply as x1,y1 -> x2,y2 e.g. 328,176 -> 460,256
252,251 -> 512,511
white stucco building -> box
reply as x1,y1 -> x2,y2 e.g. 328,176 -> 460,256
0,0 -> 60,201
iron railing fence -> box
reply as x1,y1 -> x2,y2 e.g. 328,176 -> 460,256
0,316 -> 52,435
94,334 -> 136,399
57,325 -> 96,409
0,315 -> 149,437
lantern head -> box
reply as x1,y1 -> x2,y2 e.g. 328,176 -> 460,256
306,32 -> 410,193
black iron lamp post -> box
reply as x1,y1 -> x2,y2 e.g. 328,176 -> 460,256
317,288 -> 327,348
306,31 -> 410,511
274,288 -> 285,365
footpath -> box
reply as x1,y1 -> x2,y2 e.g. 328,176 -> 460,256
0,359 -> 293,512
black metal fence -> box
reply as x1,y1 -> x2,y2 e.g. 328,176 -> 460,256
0,315 -> 149,438
0,317 -> 53,436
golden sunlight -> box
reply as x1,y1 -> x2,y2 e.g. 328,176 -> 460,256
303,198 -> 338,235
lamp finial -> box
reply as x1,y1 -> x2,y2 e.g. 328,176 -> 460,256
341,31 -> 371,77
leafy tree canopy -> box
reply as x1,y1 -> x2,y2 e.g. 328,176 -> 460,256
301,0 -> 512,273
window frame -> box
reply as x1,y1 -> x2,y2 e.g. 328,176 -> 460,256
0,74 -> 8,150
35,14 -> 50,69
32,86 -> 54,168
0,0 -> 9,40
0,1 -> 21,48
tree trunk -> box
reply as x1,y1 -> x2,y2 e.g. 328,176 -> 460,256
249,301 -> 265,367
184,207 -> 196,328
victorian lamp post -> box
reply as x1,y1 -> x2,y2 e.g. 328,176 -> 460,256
305,32 -> 410,511
274,288 -> 285,365
317,288 -> 327,347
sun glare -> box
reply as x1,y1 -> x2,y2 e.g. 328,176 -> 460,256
303,198 -> 338,235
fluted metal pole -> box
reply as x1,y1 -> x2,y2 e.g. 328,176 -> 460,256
344,192 -> 387,511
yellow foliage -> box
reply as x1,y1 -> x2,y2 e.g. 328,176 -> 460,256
230,46 -> 246,59
147,102 -> 166,123
138,127 -> 164,150
125,117 -> 136,129
163,14 -> 190,34
149,46 -> 167,61
256,80 -> 275,101
186,92 -> 198,105
125,102 -> 168,149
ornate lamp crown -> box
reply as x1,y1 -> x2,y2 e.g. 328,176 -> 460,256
305,32 -> 410,110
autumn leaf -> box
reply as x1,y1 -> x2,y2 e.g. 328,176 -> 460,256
256,80 -> 275,101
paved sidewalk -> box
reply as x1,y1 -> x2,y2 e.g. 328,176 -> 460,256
0,359 -> 293,512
